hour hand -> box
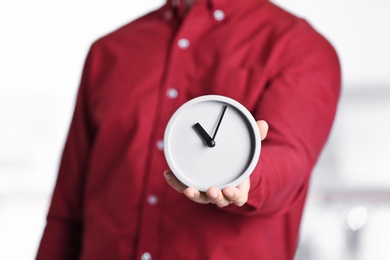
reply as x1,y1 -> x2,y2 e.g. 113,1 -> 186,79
193,123 -> 216,147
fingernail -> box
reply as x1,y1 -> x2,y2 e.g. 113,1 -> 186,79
164,171 -> 172,181
185,191 -> 195,199
225,190 -> 233,198
209,191 -> 218,199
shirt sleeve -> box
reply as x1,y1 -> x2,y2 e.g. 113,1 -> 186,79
224,20 -> 341,216
36,46 -> 96,259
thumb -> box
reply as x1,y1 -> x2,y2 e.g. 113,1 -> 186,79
256,120 -> 268,141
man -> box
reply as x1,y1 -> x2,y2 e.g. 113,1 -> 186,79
37,0 -> 340,259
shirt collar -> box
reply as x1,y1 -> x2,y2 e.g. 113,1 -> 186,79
165,0 -> 268,20
165,0 -> 268,14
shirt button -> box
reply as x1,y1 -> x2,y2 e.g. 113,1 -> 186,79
141,252 -> 152,260
178,38 -> 190,49
166,88 -> 178,99
147,195 -> 159,205
172,0 -> 179,8
213,10 -> 225,21
163,10 -> 173,20
156,139 -> 164,151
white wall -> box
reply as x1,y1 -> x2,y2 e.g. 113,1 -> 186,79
273,0 -> 390,87
0,0 -> 389,259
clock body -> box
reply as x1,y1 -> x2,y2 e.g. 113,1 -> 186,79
163,95 -> 261,192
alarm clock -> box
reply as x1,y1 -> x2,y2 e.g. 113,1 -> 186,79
163,95 -> 261,192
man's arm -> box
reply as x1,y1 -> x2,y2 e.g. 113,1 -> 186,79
243,21 -> 341,216
164,20 -> 341,216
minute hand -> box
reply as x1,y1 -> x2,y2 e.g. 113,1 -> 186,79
212,105 -> 227,140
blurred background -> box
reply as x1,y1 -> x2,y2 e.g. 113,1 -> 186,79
0,0 -> 389,259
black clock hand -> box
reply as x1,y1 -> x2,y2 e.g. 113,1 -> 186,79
193,123 -> 215,147
212,105 -> 227,140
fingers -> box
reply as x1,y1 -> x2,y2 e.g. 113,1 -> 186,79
256,120 -> 269,141
206,187 -> 232,207
223,178 -> 250,207
184,186 -> 246,208
183,187 -> 231,206
164,171 -> 212,204
163,170 -> 187,193
183,187 -> 210,204
205,181 -> 250,207
164,170 -> 250,208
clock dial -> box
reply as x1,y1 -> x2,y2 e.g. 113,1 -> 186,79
164,95 -> 261,191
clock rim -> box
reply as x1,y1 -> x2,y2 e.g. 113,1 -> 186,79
164,95 -> 261,191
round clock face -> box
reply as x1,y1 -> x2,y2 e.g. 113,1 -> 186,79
164,95 -> 261,192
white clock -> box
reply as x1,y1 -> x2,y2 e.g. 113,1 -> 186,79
164,95 -> 261,192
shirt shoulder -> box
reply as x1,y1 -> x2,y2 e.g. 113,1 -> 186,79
258,2 -> 322,39
261,2 -> 337,55
91,6 -> 166,50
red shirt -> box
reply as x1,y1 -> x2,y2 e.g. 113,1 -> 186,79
37,0 -> 340,259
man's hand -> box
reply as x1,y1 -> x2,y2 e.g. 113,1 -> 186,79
164,120 -> 268,208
